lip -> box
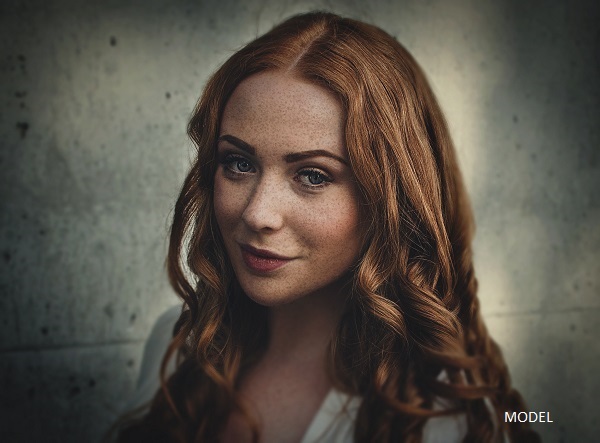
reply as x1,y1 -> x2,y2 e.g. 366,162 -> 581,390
239,243 -> 294,273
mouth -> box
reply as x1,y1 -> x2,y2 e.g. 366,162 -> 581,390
239,243 -> 294,273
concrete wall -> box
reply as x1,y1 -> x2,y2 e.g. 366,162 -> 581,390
1,0 -> 598,441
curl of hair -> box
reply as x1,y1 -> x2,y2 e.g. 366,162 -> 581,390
116,12 -> 540,443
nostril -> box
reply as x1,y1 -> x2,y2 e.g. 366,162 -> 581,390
241,189 -> 284,232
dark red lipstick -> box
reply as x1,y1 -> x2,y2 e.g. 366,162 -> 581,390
240,244 -> 293,273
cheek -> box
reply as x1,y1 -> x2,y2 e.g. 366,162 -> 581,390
303,195 -> 362,255
213,175 -> 240,231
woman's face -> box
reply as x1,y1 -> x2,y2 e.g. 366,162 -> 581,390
214,71 -> 363,307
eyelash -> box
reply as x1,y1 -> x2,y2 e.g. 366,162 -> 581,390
295,168 -> 333,189
219,153 -> 333,189
220,154 -> 255,175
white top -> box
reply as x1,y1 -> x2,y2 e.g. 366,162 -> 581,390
127,305 -> 478,442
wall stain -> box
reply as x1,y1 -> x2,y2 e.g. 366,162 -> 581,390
17,54 -> 26,74
103,304 -> 115,318
68,386 -> 81,398
16,122 -> 29,138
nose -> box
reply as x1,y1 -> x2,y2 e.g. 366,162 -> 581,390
241,176 -> 285,232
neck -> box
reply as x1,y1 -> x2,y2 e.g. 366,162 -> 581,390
263,282 -> 348,367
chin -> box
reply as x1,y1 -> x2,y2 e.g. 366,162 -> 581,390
236,277 -> 303,308
241,287 -> 297,307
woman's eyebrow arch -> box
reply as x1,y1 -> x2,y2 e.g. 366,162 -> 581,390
284,150 -> 348,165
218,135 -> 348,166
218,135 -> 255,155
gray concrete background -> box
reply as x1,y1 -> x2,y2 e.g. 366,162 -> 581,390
0,0 -> 598,441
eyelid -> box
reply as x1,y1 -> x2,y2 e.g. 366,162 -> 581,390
298,167 -> 332,179
295,167 -> 333,189
218,146 -> 248,160
219,151 -> 245,162
219,152 -> 256,174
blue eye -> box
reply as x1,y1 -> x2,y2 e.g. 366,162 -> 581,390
220,154 -> 255,174
306,171 -> 325,185
236,159 -> 252,172
297,169 -> 332,188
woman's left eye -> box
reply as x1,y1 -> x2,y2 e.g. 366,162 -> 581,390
296,169 -> 333,188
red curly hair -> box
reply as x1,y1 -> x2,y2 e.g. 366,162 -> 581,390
116,11 -> 540,443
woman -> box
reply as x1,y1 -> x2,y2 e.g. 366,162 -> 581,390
117,11 -> 539,443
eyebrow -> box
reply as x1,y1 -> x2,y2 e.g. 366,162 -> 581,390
218,135 -> 255,155
218,134 -> 348,166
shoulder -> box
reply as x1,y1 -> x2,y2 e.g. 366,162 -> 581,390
124,305 -> 181,412
422,410 -> 468,443
422,371 -> 468,443
423,395 -> 508,443
136,305 -> 181,387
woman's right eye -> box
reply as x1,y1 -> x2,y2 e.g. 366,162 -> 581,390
220,154 -> 255,174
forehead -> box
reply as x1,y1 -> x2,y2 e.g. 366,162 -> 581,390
220,71 -> 345,157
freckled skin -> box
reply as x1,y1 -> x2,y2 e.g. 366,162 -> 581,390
214,71 -> 363,307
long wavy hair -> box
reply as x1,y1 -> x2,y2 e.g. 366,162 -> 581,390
117,11 -> 540,443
